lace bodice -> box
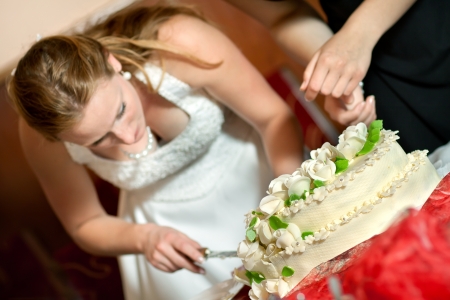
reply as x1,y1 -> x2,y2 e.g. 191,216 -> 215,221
65,64 -> 227,191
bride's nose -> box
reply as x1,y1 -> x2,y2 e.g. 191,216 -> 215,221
113,125 -> 135,145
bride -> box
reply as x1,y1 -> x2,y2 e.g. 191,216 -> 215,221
8,3 -> 306,300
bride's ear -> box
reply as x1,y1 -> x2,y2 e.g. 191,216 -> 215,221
107,53 -> 122,73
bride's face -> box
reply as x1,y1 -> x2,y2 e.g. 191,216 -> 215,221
59,71 -> 147,150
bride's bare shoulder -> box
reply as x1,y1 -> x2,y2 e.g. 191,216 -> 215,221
19,118 -> 70,164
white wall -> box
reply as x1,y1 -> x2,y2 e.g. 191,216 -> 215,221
0,0 -> 138,80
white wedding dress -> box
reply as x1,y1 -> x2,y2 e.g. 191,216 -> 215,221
64,64 -> 273,300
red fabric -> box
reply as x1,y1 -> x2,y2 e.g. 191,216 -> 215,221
282,173 -> 450,300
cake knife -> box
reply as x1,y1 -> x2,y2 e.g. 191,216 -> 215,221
200,247 -> 237,259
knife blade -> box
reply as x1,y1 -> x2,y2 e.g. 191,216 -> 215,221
201,247 -> 238,259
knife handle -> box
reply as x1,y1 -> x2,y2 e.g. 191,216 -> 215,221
200,247 -> 211,259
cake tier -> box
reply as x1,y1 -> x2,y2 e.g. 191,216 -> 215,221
236,128 -> 441,300
274,148 -> 440,290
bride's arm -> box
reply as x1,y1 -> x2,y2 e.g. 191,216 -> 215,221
159,14 -> 304,176
19,119 -> 205,273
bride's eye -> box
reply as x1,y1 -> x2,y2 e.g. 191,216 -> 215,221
92,136 -> 105,146
117,102 -> 127,119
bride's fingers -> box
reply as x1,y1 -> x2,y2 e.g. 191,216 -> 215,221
360,96 -> 376,125
324,95 -> 358,125
165,245 -> 205,274
349,96 -> 376,126
150,250 -> 179,272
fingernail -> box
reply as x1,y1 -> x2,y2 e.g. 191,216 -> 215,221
356,102 -> 365,111
368,95 -> 375,103
300,81 -> 306,90
197,257 -> 204,264
304,96 -> 312,102
199,268 -> 206,274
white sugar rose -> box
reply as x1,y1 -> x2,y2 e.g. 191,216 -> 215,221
285,175 -> 311,196
244,210 -> 254,228
268,174 -> 290,194
272,190 -> 289,201
249,282 -> 270,300
237,240 -> 265,270
339,122 -> 367,143
337,123 -> 367,160
306,158 -> 336,181
274,224 -> 301,249
292,168 -> 307,177
258,221 -> 275,245
259,195 -> 284,215
265,243 -> 279,257
310,142 -> 341,161
263,278 -> 290,298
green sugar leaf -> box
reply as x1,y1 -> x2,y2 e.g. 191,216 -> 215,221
252,211 -> 264,216
289,193 -> 301,201
368,128 -> 381,143
249,217 -> 258,228
246,228 -> 257,242
281,266 -> 295,277
335,158 -> 349,174
300,190 -> 308,200
357,120 -> 384,156
252,272 -> 265,284
313,180 -> 325,188
285,198 -> 292,207
302,231 -> 314,240
269,216 -> 289,230
245,270 -> 254,284
356,140 -> 375,156
245,270 -> 266,284
369,120 -> 383,131
286,193 -> 301,206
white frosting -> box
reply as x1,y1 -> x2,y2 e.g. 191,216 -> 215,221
236,123 -> 441,299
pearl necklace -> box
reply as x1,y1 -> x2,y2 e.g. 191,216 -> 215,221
121,126 -> 154,160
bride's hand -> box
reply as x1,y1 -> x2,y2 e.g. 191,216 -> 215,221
143,225 -> 206,274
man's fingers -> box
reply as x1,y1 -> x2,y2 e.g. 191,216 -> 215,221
301,51 -> 319,91
343,78 -> 362,97
320,71 -> 341,96
304,66 -> 329,101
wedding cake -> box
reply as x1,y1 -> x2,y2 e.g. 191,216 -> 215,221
234,120 -> 441,300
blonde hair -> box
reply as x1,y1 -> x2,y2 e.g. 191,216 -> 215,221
8,35 -> 114,141
8,3 -> 218,141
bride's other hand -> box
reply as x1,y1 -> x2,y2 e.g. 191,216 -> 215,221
143,224 -> 205,274
324,86 -> 376,126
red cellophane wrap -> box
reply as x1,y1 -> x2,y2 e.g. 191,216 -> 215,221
281,173 -> 450,300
